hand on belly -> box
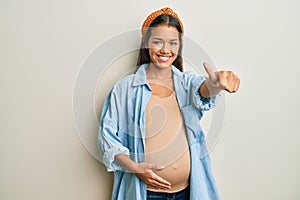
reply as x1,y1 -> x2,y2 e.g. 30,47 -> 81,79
147,150 -> 190,192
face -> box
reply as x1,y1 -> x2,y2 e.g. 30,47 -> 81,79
146,25 -> 180,69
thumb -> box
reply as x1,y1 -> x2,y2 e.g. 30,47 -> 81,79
203,62 -> 218,82
148,163 -> 164,171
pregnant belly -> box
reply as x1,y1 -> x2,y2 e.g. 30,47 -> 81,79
146,149 -> 190,193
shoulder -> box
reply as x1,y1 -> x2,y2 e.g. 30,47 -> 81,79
111,74 -> 135,92
116,74 -> 135,86
174,68 -> 205,85
113,64 -> 147,90
172,65 -> 201,81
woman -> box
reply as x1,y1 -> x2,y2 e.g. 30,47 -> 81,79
98,7 -> 240,200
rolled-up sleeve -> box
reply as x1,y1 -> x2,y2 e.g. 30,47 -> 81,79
190,75 -> 221,111
98,87 -> 130,172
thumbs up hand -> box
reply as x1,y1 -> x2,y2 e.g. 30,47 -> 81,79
200,63 -> 240,97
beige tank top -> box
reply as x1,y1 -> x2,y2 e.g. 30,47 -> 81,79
145,83 -> 190,193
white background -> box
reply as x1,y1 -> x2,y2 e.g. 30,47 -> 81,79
1,0 -> 300,199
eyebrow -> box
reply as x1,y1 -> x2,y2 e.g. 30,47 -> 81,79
152,37 -> 178,41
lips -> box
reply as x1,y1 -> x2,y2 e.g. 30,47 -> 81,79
158,55 -> 171,62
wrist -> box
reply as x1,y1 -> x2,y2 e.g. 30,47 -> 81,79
206,79 -> 223,90
115,154 -> 139,173
130,162 -> 140,173
200,79 -> 223,98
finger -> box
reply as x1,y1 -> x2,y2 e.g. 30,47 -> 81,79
225,74 -> 240,92
218,71 -> 228,89
233,77 -> 240,92
149,179 -> 171,190
203,62 -> 218,82
148,163 -> 164,171
152,174 -> 171,189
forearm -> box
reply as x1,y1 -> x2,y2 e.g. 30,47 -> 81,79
199,79 -> 223,98
115,154 -> 138,173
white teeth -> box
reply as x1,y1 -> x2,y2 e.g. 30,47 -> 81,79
159,56 -> 170,62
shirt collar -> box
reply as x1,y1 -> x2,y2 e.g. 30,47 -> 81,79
132,63 -> 183,87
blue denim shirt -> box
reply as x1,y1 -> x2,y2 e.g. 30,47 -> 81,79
98,63 -> 220,200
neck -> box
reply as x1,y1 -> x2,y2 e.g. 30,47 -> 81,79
147,63 -> 173,79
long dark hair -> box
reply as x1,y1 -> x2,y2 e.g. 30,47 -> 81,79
136,14 -> 183,72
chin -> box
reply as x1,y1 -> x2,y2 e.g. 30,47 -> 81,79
152,58 -> 176,69
153,62 -> 173,69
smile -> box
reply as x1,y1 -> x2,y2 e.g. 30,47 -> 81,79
158,55 -> 171,62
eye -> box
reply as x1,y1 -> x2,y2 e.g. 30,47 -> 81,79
153,41 -> 163,45
170,41 -> 178,46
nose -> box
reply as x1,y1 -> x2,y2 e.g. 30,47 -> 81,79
160,42 -> 171,53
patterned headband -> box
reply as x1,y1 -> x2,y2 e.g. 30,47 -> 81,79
141,7 -> 184,40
